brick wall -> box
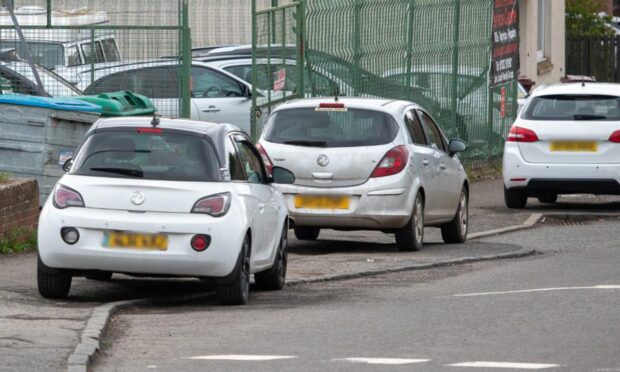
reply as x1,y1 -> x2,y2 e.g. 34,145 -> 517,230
0,179 -> 39,236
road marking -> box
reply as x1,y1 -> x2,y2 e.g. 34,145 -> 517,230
335,357 -> 430,365
185,355 -> 297,361
453,285 -> 620,297
449,361 -> 559,369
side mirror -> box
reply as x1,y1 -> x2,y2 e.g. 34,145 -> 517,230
271,166 -> 295,184
448,139 -> 467,157
62,158 -> 74,173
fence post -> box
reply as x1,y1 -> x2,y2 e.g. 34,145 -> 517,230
450,0 -> 461,136
251,0 -> 258,141
405,0 -> 416,101
352,0 -> 362,96
297,0 -> 305,99
180,0 -> 192,119
46,0 -> 51,27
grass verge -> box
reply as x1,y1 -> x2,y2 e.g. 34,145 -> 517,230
0,228 -> 37,255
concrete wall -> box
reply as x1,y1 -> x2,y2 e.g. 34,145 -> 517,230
0,179 -> 38,236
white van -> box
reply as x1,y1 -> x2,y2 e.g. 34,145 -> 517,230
0,6 -> 121,70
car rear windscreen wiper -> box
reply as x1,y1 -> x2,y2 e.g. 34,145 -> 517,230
283,140 -> 327,147
573,114 -> 607,120
89,167 -> 143,178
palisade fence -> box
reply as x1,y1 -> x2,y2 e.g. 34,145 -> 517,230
566,36 -> 620,83
253,0 -> 518,169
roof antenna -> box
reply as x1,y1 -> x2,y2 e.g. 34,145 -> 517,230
151,112 -> 160,127
581,74 -> 586,88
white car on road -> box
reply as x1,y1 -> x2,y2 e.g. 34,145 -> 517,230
258,97 -> 469,251
37,117 -> 294,305
503,83 -> 620,208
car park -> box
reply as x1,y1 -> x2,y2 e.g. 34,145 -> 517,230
503,83 -> 620,208
258,97 -> 469,251
37,116 -> 294,305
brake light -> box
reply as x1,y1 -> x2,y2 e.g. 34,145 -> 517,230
370,145 -> 409,178
137,128 -> 163,134
255,143 -> 273,175
53,185 -> 85,209
609,130 -> 620,143
319,102 -> 345,109
191,192 -> 231,217
507,126 -> 539,142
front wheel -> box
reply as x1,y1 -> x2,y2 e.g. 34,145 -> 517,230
395,193 -> 424,251
441,187 -> 469,243
255,221 -> 288,291
37,254 -> 72,299
216,235 -> 251,306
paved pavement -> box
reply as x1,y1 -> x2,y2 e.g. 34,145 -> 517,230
0,179 -> 619,371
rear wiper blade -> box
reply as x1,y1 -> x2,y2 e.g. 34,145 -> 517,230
573,114 -> 606,120
283,140 -> 327,147
89,167 -> 143,178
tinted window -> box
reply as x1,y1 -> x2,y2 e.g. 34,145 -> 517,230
0,41 -> 64,69
418,110 -> 446,152
72,130 -> 220,182
191,67 -> 243,98
235,141 -> 265,183
523,95 -> 620,121
101,39 -> 121,62
85,71 -> 130,95
264,108 -> 399,148
405,110 -> 427,145
226,137 -> 245,181
81,41 -> 105,64
224,64 -> 336,95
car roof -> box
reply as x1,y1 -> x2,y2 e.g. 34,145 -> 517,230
530,83 -> 620,97
273,97 -> 417,115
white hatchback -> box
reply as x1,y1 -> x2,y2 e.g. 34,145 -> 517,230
37,117 -> 293,305
503,83 -> 620,208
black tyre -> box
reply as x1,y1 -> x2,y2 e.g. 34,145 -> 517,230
216,235 -> 251,306
37,254 -> 72,299
294,227 -> 320,240
504,186 -> 528,209
441,187 -> 469,244
395,193 -> 424,251
255,221 -> 288,291
537,194 -> 557,204
85,271 -> 113,281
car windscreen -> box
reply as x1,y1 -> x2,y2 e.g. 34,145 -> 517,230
0,41 -> 64,69
523,95 -> 620,121
3,62 -> 81,96
71,130 -> 220,182
264,107 -> 399,148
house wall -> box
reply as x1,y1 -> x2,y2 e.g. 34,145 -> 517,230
0,179 -> 38,236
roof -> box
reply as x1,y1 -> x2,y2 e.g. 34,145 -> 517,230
531,83 -> 620,97
273,97 -> 417,115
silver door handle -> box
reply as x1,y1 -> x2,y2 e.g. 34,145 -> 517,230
202,106 -> 221,113
258,203 -> 266,212
440,164 -> 446,169
422,160 -> 430,166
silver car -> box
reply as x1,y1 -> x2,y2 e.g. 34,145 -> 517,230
258,97 -> 469,251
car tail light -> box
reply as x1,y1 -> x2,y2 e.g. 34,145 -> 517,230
507,126 -> 539,142
191,234 -> 211,252
53,185 -> 85,209
609,130 -> 620,143
137,127 -> 163,134
370,145 -> 409,178
319,102 -> 345,109
255,143 -> 273,175
191,192 -> 231,217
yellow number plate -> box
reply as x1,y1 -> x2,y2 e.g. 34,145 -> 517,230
550,141 -> 597,152
294,195 -> 350,210
104,232 -> 168,250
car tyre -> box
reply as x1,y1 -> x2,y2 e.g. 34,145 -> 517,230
37,254 -> 71,299
255,221 -> 288,291
395,193 -> 424,251
216,235 -> 251,306
537,194 -> 557,204
441,187 -> 469,244
85,272 -> 113,281
294,227 -> 320,240
504,186 -> 527,209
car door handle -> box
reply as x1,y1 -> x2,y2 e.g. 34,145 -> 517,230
202,106 -> 221,113
440,163 -> 446,170
422,160 -> 430,166
258,203 -> 266,212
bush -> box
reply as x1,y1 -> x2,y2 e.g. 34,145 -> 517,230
0,228 -> 37,254
566,0 -> 615,37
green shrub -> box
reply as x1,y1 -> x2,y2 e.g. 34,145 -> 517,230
0,228 -> 37,254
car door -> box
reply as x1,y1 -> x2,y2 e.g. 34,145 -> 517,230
232,135 -> 279,265
417,110 -> 461,219
191,66 -> 251,134
405,109 -> 442,222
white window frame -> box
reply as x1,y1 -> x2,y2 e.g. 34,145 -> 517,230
537,0 -> 548,62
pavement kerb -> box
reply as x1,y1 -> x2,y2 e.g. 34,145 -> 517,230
468,213 -> 543,240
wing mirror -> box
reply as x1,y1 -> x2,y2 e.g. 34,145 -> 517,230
62,158 -> 74,173
270,166 -> 295,184
448,139 -> 467,157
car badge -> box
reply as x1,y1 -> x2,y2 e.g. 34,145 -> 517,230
317,154 -> 329,167
131,191 -> 145,205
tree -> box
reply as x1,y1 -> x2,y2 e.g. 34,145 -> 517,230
566,0 -> 615,37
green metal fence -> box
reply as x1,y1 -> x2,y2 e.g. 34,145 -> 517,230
252,0 -> 519,169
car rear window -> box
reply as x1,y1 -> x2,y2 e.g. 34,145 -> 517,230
71,130 -> 220,182
263,107 -> 398,147
523,95 -> 620,121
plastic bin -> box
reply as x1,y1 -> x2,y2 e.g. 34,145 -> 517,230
71,91 -> 156,117
0,95 -> 101,205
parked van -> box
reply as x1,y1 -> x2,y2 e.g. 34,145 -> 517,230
0,6 -> 121,70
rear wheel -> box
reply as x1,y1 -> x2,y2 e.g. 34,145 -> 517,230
294,227 -> 320,240
441,187 -> 469,243
255,221 -> 288,291
216,235 -> 251,306
537,194 -> 557,204
504,186 -> 528,209
395,193 -> 424,251
37,254 -> 72,299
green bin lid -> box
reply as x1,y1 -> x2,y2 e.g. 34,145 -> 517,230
70,91 -> 156,117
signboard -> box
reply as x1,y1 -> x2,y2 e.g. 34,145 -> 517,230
490,0 -> 519,87
273,68 -> 286,91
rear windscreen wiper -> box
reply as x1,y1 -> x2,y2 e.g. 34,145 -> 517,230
283,140 -> 327,147
573,114 -> 607,120
89,167 -> 143,178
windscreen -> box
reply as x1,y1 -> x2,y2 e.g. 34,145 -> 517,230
264,107 -> 399,148
71,130 -> 220,182
0,41 -> 64,69
523,95 -> 620,121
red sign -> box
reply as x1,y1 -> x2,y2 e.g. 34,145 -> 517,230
273,68 -> 286,91
500,86 -> 506,118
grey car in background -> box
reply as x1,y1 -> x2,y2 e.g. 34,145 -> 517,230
257,97 -> 469,251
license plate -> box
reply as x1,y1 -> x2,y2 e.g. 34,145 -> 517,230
550,141 -> 597,152
103,232 -> 168,250
294,195 -> 350,210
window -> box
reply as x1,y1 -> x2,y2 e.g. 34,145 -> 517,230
85,71 -> 131,95
404,110 -> 427,145
537,0 -> 549,62
0,41 -> 64,69
235,141 -> 266,184
226,137 -> 245,181
81,41 -> 105,64
100,39 -> 121,62
66,46 -> 81,67
523,95 -> 620,121
191,67 -> 243,98
417,110 -> 447,152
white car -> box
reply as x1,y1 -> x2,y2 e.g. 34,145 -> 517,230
37,117 -> 294,305
503,83 -> 620,208
258,97 -> 469,251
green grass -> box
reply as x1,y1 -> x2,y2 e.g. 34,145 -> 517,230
0,172 -> 10,183
0,228 -> 37,255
